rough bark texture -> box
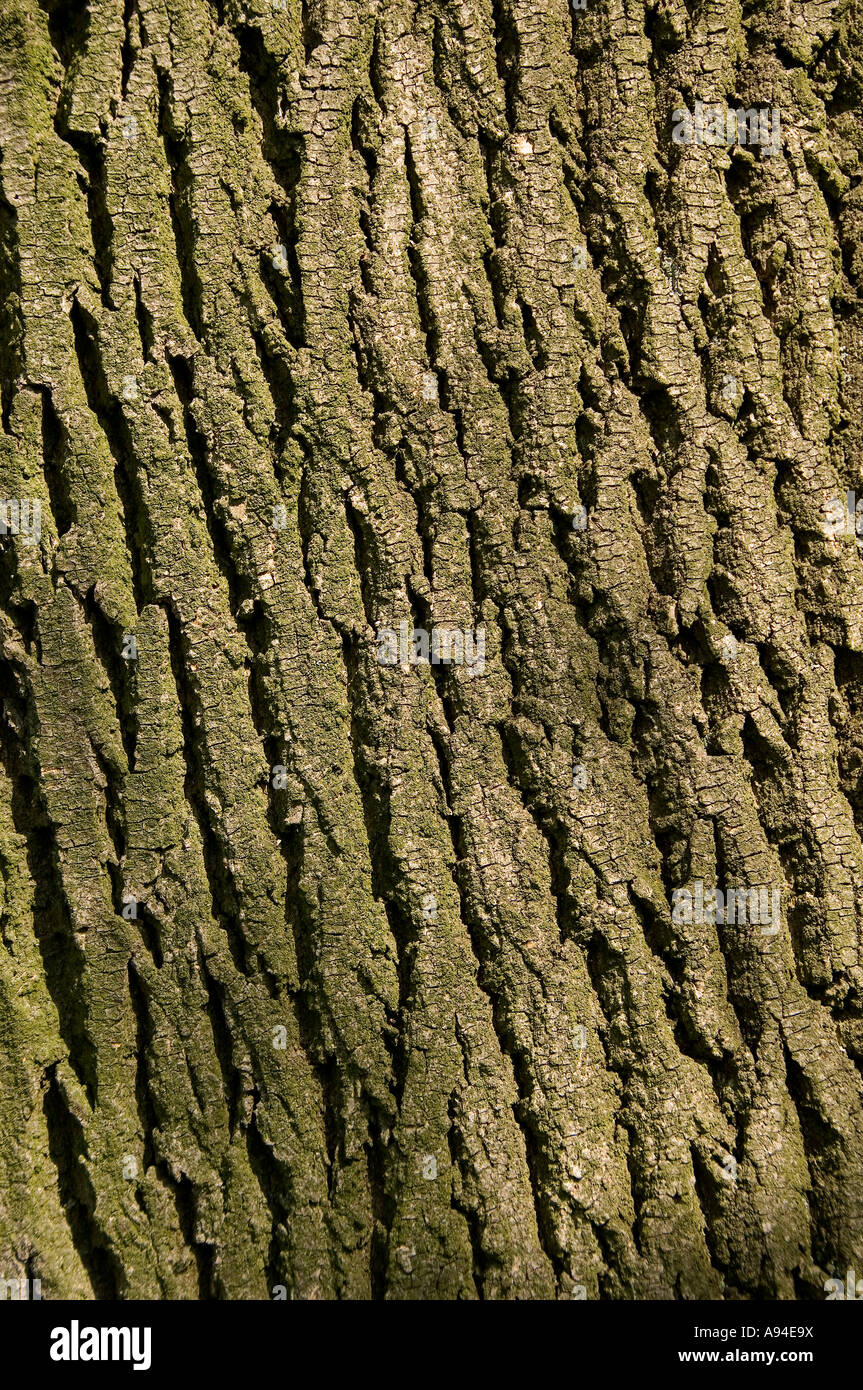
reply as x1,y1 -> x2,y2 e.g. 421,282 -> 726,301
0,0 -> 862,1302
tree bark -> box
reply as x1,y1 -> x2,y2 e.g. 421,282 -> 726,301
0,0 -> 862,1300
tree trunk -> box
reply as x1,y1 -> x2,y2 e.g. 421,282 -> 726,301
1,0 -> 862,1301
